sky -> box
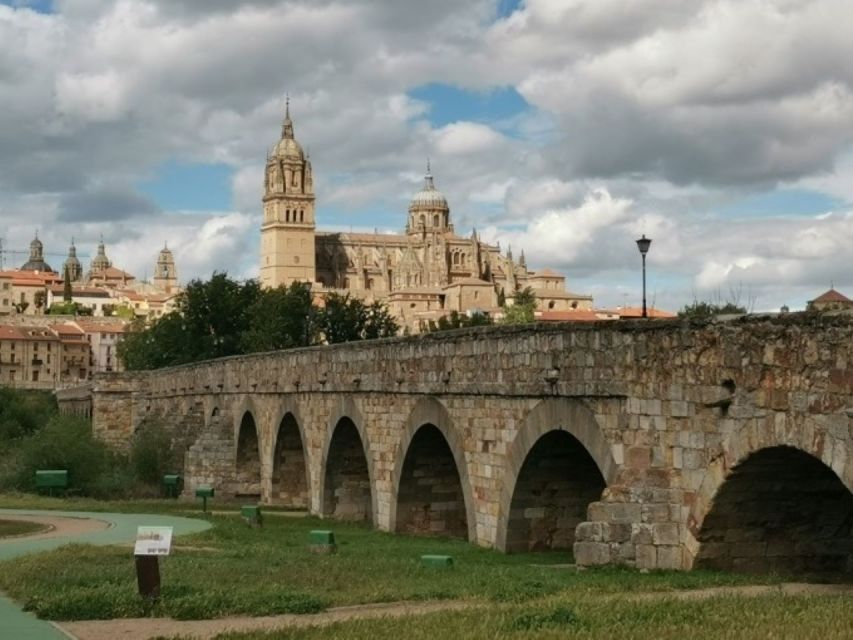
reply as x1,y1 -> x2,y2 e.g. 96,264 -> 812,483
0,0 -> 852,312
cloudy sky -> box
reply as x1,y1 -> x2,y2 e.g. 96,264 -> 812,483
1,0 -> 851,311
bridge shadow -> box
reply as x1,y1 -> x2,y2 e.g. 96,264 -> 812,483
395,423 -> 468,539
235,411 -> 261,500
322,417 -> 373,522
271,413 -> 309,508
696,445 -> 853,578
505,430 -> 606,553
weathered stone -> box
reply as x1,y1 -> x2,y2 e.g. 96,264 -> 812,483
55,315 -> 853,573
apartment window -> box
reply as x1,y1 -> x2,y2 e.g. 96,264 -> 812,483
32,371 -> 38,382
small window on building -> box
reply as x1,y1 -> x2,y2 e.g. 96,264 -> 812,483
571,301 -> 578,309
549,301 -> 555,310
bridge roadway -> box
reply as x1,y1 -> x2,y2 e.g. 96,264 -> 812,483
61,314 -> 853,572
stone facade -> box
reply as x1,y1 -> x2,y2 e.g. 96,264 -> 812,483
66,314 -> 853,572
257,107 -> 592,331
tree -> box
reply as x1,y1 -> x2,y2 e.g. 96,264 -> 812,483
316,293 -> 397,344
241,281 -> 315,352
33,290 -> 46,312
63,266 -> 73,303
180,273 -> 261,361
678,301 -> 747,320
501,286 -> 537,325
118,313 -> 191,370
427,310 -> 493,332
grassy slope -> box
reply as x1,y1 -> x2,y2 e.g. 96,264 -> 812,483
0,495 -> 783,621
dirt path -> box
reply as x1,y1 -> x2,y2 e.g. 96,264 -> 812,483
0,514 -> 110,541
58,583 -> 853,640
59,600 -> 474,640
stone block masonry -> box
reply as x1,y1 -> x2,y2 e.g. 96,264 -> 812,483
60,313 -> 853,572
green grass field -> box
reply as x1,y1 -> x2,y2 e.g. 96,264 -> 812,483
1,492 -> 850,639
204,594 -> 853,640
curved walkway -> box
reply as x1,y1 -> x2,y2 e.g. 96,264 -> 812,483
0,509 -> 211,640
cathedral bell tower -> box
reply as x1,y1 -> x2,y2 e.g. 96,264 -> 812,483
260,99 -> 316,288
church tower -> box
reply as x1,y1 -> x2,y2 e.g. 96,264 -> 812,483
153,243 -> 178,293
259,100 -> 316,288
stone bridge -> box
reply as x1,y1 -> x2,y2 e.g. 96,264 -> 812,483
68,315 -> 853,573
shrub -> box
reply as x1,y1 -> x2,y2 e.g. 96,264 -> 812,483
0,388 -> 57,440
13,415 -> 115,496
130,421 -> 177,486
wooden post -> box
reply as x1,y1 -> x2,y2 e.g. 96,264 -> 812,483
135,556 -> 161,600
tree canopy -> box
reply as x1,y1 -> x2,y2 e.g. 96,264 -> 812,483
118,274 -> 399,370
501,286 -> 537,325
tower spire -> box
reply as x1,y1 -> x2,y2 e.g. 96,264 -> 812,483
282,94 -> 294,139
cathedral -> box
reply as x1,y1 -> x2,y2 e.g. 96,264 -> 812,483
259,104 -> 592,330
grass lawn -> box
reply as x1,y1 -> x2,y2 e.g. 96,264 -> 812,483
0,493 -> 789,622
0,518 -> 49,538
204,594 -> 853,640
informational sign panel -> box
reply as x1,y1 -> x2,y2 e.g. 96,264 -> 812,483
134,526 -> 173,556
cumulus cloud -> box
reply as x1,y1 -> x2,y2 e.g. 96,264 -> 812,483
0,0 -> 851,312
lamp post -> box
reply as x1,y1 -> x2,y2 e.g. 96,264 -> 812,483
635,235 -> 652,319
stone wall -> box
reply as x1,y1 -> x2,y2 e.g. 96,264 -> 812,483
85,314 -> 853,572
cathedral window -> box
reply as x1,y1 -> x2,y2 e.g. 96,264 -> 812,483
300,210 -> 304,222
286,209 -> 290,222
433,214 -> 439,227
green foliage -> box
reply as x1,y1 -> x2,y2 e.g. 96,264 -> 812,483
63,266 -> 73,302
129,421 -> 177,486
317,293 -> 398,344
678,301 -> 747,320
513,286 -> 537,308
119,275 -> 403,370
0,388 -> 57,441
500,286 -> 537,325
48,301 -> 93,316
11,415 -> 120,497
118,314 -> 187,370
180,273 -> 262,361
428,310 -> 493,332
241,282 -> 314,352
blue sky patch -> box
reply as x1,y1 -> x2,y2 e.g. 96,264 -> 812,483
496,0 -> 523,19
138,161 -> 233,212
0,0 -> 53,13
715,188 -> 843,218
408,83 -> 528,129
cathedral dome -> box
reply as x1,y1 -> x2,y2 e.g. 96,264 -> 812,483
272,136 -> 304,161
408,168 -> 449,212
20,233 -> 53,272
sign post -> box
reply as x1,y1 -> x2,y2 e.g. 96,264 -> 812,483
133,526 -> 173,601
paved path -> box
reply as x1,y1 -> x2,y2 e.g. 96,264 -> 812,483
0,509 -> 211,640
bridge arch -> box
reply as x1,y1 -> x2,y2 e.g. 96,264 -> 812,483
390,397 -> 475,542
234,409 -> 262,499
319,397 -> 377,524
269,404 -> 311,508
690,422 -> 853,574
496,398 -> 616,552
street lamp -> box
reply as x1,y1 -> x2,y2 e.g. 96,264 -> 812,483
635,235 -> 652,319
